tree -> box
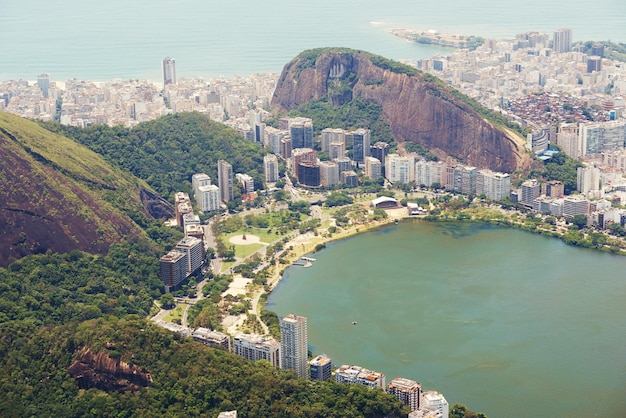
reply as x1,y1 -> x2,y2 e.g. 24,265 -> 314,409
160,293 -> 175,310
570,214 -> 588,230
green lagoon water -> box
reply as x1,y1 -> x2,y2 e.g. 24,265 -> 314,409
266,220 -> 626,417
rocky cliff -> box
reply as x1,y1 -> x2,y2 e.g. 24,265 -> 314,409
271,48 -> 533,173
67,348 -> 152,392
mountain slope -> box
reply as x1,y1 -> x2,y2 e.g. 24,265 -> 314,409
0,112 -> 170,266
271,48 -> 534,173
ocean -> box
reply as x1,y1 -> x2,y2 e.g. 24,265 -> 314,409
1,0 -> 624,82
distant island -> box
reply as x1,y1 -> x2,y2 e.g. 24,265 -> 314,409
390,28 -> 485,50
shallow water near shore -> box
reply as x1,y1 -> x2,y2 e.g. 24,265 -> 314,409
267,219 -> 626,417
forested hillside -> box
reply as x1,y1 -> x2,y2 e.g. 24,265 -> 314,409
0,316 -> 409,417
42,112 -> 268,201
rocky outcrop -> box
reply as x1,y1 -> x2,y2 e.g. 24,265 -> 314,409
67,349 -> 152,392
140,188 -> 175,219
271,49 -> 533,173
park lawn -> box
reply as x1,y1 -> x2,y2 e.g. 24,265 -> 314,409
162,303 -> 187,323
221,228 -> 286,246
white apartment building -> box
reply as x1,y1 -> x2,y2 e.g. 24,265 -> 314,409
386,154 -> 415,184
197,184 -> 220,212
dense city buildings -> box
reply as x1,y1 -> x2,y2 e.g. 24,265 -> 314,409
309,354 -> 333,381
218,160 -> 234,203
280,314 -> 308,379
387,377 -> 422,412
233,333 -> 281,368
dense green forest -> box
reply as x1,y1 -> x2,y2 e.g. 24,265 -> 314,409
41,113 -> 268,201
0,243 -> 165,325
0,316 -> 409,417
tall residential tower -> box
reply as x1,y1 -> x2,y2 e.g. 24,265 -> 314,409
280,314 -> 308,378
162,57 -> 177,88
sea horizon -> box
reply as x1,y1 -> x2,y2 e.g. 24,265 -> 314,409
1,0 -> 624,82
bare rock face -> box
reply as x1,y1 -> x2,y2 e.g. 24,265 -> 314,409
271,49 -> 533,173
140,188 -> 175,220
67,349 -> 152,392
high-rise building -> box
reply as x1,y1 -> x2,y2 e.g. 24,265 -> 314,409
321,128 -> 345,152
192,173 -> 211,198
370,142 -> 389,164
160,250 -> 187,290
37,73 -> 50,98
280,137 -> 292,159
386,154 -> 415,184
545,180 -> 565,198
553,28 -> 573,53
453,166 -> 477,195
288,117 -> 313,149
233,333 -> 281,368
335,157 -> 352,175
162,57 -> 177,88
162,57 -> 176,88
292,148 -> 317,177
263,154 -> 279,183
415,160 -> 446,188
577,165 -> 601,194
309,354 -> 332,381
175,236 -> 205,275
197,184 -> 220,212
346,128 -> 371,164
218,160 -> 234,203
579,120 -> 626,155
329,141 -> 346,160
364,156 -> 381,179
335,365 -> 386,389
476,170 -> 510,201
521,179 -> 541,205
387,377 -> 421,412
265,126 -> 287,155
319,161 -> 339,187
587,56 -> 602,73
280,314 -> 308,378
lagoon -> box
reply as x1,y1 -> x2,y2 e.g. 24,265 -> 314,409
267,220 -> 626,417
